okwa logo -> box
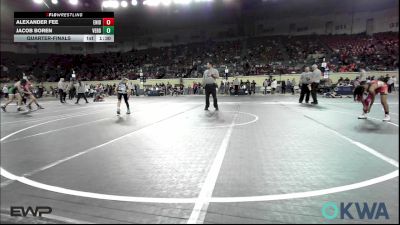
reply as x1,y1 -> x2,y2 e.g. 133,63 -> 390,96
321,202 -> 389,220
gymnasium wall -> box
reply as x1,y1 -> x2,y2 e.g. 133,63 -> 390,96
2,71 -> 397,90
255,7 -> 399,36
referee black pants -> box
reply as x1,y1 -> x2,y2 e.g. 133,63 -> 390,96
76,93 -> 88,103
299,84 -> 310,103
59,89 -> 65,103
205,83 -> 218,110
311,82 -> 319,104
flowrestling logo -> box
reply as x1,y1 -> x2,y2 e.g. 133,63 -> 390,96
321,202 -> 389,220
10,206 -> 52,217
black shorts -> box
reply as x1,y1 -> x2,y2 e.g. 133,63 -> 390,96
117,93 -> 128,100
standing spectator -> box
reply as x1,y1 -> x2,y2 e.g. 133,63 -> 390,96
187,84 -> 192,95
224,66 -> 229,80
108,84 -> 112,96
359,69 -> 367,82
310,64 -> 321,104
251,80 -> 256,95
93,84 -> 99,100
263,78 -> 268,95
387,75 -> 394,93
225,81 -> 230,95
271,79 -> 278,94
233,78 -> 240,96
220,80 -> 225,95
391,76 -> 397,92
130,83 -> 135,96
197,83 -> 202,95
85,83 -> 90,98
2,84 -> 8,99
281,80 -> 286,94
135,84 -> 139,96
286,79 -> 294,95
245,80 -> 251,95
324,77 -> 333,93
54,87 -> 59,98
38,82 -> 44,98
192,82 -> 197,95
112,83 -> 116,95
50,86 -> 55,97
89,86 -> 95,98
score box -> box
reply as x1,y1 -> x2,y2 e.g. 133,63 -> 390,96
102,18 -> 114,26
103,26 -> 114,34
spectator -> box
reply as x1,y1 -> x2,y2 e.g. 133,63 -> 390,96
271,79 -> 278,94
220,80 -> 225,94
391,76 -> 397,92
281,80 -> 286,94
263,78 -> 268,95
245,80 -> 251,95
37,82 -> 44,98
233,78 -> 240,96
0,32 -> 397,83
387,75 -> 394,93
251,80 -> 256,95
286,79 -> 294,95
2,84 -> 8,99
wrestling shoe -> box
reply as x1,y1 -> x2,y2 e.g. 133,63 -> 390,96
1,106 -> 6,112
383,114 -> 391,122
358,113 -> 367,119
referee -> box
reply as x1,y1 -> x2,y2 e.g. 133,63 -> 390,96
203,62 -> 219,111
299,67 -> 311,103
310,64 -> 321,104
58,78 -> 66,103
115,78 -> 131,115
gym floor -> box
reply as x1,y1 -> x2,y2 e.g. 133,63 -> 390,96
1,94 -> 398,224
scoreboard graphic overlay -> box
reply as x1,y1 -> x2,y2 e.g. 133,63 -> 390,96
14,12 -> 114,42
